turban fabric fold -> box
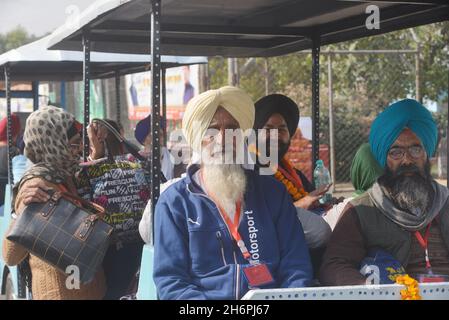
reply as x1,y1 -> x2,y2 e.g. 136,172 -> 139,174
182,86 -> 255,152
134,114 -> 166,145
369,99 -> 438,168
350,143 -> 383,195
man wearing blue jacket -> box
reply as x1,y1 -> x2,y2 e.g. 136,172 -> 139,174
153,86 -> 313,300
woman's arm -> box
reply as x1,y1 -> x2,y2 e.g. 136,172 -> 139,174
2,178 -> 55,266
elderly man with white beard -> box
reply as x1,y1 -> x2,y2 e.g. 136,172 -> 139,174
319,99 -> 449,286
153,86 -> 313,300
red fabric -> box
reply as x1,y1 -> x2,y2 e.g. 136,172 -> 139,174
0,114 -> 21,142
73,120 -> 83,134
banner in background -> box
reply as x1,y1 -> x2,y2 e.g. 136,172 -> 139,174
75,80 -> 105,122
125,65 -> 200,121
0,82 -> 34,118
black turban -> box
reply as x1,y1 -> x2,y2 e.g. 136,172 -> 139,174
253,94 -> 299,137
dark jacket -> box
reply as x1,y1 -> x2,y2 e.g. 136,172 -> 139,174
153,165 -> 313,299
319,192 -> 449,286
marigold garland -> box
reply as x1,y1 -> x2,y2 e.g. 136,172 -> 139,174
274,158 -> 308,201
274,170 -> 307,201
247,144 -> 308,201
395,275 -> 421,300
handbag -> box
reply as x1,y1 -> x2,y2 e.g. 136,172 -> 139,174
76,119 -> 151,245
7,189 -> 113,284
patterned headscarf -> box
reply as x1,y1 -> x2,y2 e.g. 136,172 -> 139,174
21,106 -> 79,185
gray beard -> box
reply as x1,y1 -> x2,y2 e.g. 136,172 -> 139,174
202,164 -> 247,217
382,174 -> 433,217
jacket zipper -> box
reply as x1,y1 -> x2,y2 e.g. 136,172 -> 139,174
216,231 -> 228,266
189,186 -> 242,299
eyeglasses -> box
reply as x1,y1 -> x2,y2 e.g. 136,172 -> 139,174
69,143 -> 82,150
387,145 -> 424,160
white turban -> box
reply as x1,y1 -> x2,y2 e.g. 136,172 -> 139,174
182,86 -> 255,152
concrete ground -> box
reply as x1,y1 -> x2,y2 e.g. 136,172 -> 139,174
333,183 -> 355,199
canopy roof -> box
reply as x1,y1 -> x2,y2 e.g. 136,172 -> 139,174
47,0 -> 449,57
0,34 -> 207,81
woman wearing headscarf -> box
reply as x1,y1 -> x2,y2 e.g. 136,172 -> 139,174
87,119 -> 125,160
86,118 -> 146,300
322,143 -> 384,230
2,106 -> 105,300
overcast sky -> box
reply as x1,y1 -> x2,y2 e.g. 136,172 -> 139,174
0,0 -> 93,36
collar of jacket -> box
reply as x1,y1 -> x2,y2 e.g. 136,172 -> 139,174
185,164 -> 204,195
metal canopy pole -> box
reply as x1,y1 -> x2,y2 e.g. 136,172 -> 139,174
150,0 -> 162,244
446,63 -> 449,188
82,33 -> 91,162
328,54 -> 336,189
32,81 -> 39,111
161,67 -> 167,147
311,36 -> 321,183
60,81 -> 66,110
115,72 -> 121,126
415,46 -> 422,103
4,65 -> 13,187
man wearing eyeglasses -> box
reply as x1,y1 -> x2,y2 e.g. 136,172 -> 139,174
319,99 -> 449,286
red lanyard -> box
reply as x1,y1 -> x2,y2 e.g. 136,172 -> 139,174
200,171 -> 251,260
414,222 -> 432,269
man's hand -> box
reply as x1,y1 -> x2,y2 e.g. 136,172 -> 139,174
294,184 -> 332,210
21,180 -> 52,205
309,184 -> 332,198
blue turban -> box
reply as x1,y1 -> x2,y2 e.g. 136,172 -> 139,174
134,114 -> 166,145
369,99 -> 437,168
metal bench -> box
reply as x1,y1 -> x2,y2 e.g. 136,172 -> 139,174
242,282 -> 449,300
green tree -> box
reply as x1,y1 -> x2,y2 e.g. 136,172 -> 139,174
0,26 -> 37,54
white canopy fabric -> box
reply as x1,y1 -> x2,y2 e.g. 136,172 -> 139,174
0,34 -> 207,81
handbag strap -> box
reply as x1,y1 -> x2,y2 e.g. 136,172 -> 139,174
92,118 -> 146,162
61,192 -> 105,217
53,186 -> 106,219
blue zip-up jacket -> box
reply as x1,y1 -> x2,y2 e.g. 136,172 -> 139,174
153,165 -> 313,300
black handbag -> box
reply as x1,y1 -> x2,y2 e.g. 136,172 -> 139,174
7,190 -> 113,284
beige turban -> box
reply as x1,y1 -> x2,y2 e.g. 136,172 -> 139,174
182,86 -> 255,152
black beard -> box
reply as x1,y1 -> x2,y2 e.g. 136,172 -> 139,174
277,141 -> 290,159
378,160 -> 434,215
263,138 -> 290,160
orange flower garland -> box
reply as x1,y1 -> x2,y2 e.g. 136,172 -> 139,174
275,158 -> 308,201
395,275 -> 421,300
247,143 -> 308,201
274,170 -> 307,201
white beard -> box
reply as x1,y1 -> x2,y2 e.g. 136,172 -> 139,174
202,164 -> 247,219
